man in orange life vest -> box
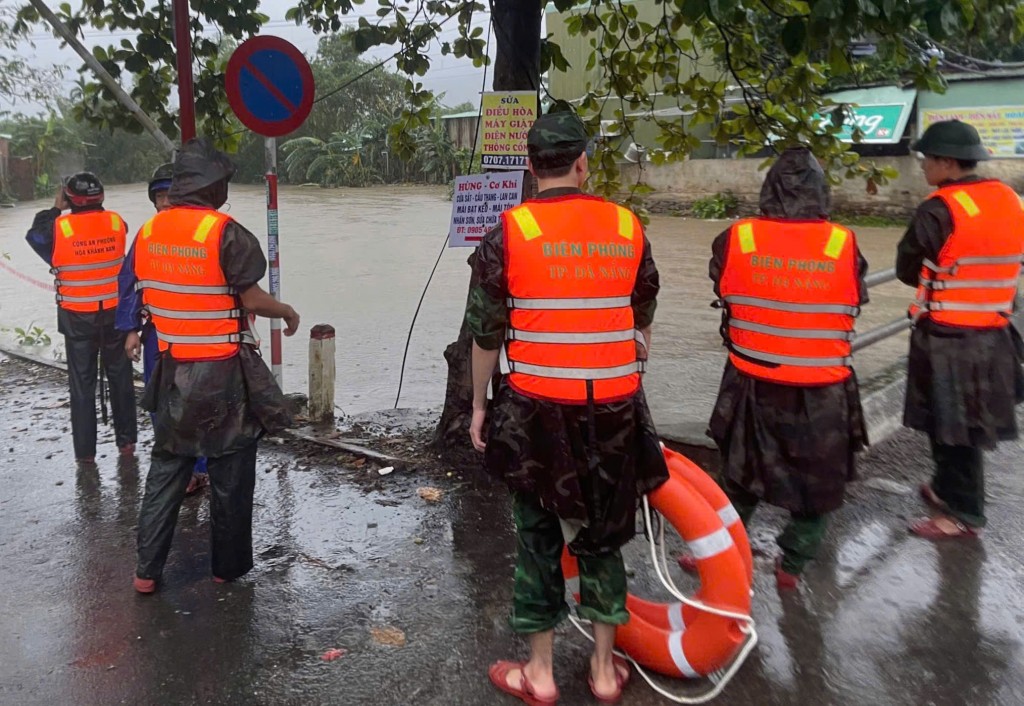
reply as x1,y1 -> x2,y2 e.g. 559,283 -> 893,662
120,138 -> 300,593
706,147 -> 868,590
24,172 -> 138,464
897,120 -> 1024,540
467,110 -> 668,704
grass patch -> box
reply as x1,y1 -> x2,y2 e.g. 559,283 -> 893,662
833,212 -> 907,228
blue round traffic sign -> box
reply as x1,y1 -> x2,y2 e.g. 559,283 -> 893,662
226,36 -> 315,137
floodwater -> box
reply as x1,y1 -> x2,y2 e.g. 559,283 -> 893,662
0,183 -> 913,428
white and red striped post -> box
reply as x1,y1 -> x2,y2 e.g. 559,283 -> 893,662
265,136 -> 283,386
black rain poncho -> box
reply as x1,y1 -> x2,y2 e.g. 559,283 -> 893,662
707,148 -> 869,515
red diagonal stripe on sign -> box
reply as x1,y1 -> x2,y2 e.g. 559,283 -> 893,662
243,61 -> 299,114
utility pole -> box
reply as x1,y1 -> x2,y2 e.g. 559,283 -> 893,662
433,0 -> 542,457
29,0 -> 176,155
172,0 -> 195,143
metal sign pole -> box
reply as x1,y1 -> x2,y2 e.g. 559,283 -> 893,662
265,136 -> 282,386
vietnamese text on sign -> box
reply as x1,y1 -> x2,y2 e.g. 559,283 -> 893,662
449,172 -> 525,247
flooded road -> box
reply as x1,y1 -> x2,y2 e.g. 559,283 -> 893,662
0,183 -> 912,429
2,355 -> 1022,705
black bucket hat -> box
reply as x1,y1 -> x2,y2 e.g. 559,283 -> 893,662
911,120 -> 990,161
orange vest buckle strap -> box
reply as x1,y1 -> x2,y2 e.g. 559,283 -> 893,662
155,330 -> 256,346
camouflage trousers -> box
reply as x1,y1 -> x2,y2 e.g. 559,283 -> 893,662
725,481 -> 828,576
509,491 -> 630,634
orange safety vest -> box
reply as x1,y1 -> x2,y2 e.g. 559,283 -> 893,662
501,195 -> 645,405
50,210 -> 126,312
909,180 -> 1024,329
718,218 -> 860,386
134,207 -> 252,361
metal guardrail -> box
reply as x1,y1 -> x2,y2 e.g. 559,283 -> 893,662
851,267 -> 911,353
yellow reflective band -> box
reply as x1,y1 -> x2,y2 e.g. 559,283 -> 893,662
953,190 -> 980,217
737,222 -> 756,254
192,214 -> 221,244
59,220 -> 74,238
824,226 -> 848,259
110,213 -> 122,231
511,207 -> 543,241
141,219 -> 154,240
616,206 -> 635,241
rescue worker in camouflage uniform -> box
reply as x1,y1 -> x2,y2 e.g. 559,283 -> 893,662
897,120 -> 1024,539
467,110 -> 668,705
119,138 -> 300,593
704,147 -> 869,590
25,172 -> 138,464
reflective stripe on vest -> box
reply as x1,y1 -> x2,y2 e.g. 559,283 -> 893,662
136,280 -> 236,295
51,256 -> 125,273
718,218 -> 860,386
506,328 -> 637,345
506,295 -> 632,310
722,295 -> 859,316
145,304 -> 244,320
910,181 -> 1024,329
134,207 -> 245,361
54,274 -> 119,287
730,343 -> 852,368
502,197 -> 644,404
51,211 -> 126,312
501,358 -> 645,380
728,318 -> 855,341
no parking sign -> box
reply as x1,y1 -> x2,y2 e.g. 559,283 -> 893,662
225,36 -> 315,138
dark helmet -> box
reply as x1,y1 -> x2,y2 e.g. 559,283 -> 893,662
148,162 -> 174,203
911,119 -> 990,161
62,172 -> 104,208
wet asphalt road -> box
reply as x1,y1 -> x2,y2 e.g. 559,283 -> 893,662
1,354 -> 1023,706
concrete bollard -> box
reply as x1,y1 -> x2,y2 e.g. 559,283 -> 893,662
308,324 -> 336,423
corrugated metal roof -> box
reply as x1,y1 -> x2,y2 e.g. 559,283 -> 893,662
441,111 -> 480,120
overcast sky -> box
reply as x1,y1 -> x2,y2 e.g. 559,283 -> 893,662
1,0 -> 496,116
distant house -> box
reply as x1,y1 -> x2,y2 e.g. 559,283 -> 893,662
440,110 -> 480,152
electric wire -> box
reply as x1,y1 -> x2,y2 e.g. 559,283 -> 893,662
393,18 -> 491,409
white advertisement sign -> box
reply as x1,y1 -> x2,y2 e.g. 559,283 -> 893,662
448,172 -> 525,247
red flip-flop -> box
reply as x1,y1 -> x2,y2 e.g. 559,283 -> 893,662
488,661 -> 558,706
919,484 -> 949,512
909,516 -> 980,540
588,656 -> 631,704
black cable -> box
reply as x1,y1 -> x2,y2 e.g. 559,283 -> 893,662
393,18 -> 491,409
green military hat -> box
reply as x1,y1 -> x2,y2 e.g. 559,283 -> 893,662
911,119 -> 990,161
527,105 -> 589,169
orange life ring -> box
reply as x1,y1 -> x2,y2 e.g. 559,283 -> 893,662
664,447 -> 753,586
561,451 -> 752,679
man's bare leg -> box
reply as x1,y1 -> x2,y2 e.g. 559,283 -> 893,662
590,622 -> 625,697
500,630 -> 557,699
